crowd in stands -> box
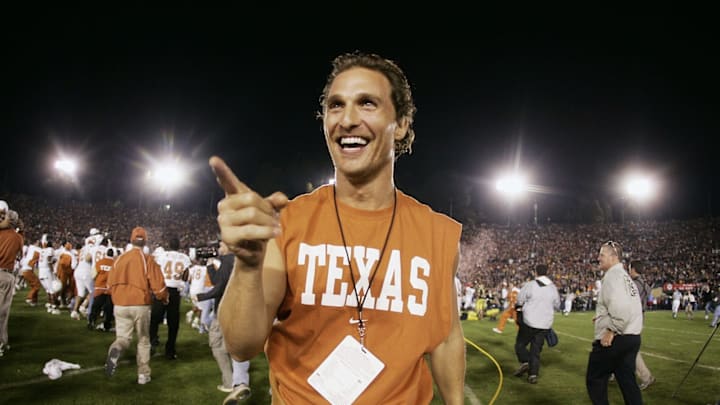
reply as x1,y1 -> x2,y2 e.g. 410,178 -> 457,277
8,194 -> 219,250
458,218 -> 719,310
5,193 -> 720,309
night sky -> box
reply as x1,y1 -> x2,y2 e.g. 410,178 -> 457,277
3,10 -> 718,223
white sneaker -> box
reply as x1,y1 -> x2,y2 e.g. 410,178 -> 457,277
50,309 -> 61,315
70,311 -> 80,320
79,306 -> 87,316
105,347 -> 121,377
223,383 -> 251,404
25,299 -> 36,307
639,375 -> 655,390
45,303 -> 53,309
138,374 -> 151,385
186,310 -> 194,324
217,384 -> 233,393
492,327 -> 503,334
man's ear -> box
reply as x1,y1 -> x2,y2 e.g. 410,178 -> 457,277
394,117 -> 410,141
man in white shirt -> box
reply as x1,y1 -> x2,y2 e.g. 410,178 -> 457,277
512,264 -> 560,384
586,241 -> 643,405
150,237 -> 191,360
671,289 -> 682,319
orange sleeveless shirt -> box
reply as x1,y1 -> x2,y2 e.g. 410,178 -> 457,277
267,185 -> 461,404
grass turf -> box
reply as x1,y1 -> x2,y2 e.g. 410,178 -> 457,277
1,292 -> 718,404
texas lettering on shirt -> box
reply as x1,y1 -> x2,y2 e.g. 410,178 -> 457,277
296,242 -> 430,317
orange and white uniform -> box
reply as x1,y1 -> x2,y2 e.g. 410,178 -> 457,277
155,250 -> 191,290
266,186 -> 461,404
21,243 -> 42,303
188,263 -> 214,327
74,242 -> 99,298
495,287 -> 520,332
54,243 -> 77,303
94,254 -> 114,297
37,243 -> 56,293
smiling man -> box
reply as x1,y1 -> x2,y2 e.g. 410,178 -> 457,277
210,52 -> 465,404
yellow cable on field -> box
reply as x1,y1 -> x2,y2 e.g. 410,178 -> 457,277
465,337 -> 503,405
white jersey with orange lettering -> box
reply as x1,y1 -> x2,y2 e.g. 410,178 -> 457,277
38,247 -> 55,279
21,244 -> 41,271
156,250 -> 191,289
188,264 -> 212,296
75,244 -> 98,279
90,244 -> 107,269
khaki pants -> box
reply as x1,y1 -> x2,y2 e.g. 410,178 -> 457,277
635,352 -> 652,383
0,271 -> 14,346
209,318 -> 250,388
108,305 -> 152,376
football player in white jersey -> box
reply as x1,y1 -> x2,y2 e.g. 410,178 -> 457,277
150,237 -> 191,360
188,254 -> 214,333
70,235 -> 102,319
37,235 -> 60,314
86,228 -> 104,246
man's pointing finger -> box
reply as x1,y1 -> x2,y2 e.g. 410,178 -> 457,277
209,156 -> 251,196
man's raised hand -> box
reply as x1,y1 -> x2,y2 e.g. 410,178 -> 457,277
209,156 -> 288,266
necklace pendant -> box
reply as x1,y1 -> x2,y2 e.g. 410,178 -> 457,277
358,321 -> 366,346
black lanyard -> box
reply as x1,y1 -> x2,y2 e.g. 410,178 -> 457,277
332,185 -> 397,346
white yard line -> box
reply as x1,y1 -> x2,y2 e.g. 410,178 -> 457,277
556,331 -> 720,371
464,384 -> 483,405
644,326 -> 720,337
3,361 -> 489,405
0,364 -> 106,390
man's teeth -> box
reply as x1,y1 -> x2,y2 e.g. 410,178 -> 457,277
340,137 -> 368,146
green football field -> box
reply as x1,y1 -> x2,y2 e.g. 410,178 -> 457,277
1,292 -> 718,404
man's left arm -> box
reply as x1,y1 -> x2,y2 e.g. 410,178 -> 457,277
147,256 -> 169,304
429,251 -> 465,405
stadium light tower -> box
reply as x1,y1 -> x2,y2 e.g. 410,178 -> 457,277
146,158 -> 189,195
495,172 -> 527,199
624,174 -> 657,203
495,171 -> 528,226
52,157 -> 81,190
54,159 -> 77,176
620,172 -> 658,224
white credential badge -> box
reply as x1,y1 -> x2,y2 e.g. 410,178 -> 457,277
308,335 -> 385,404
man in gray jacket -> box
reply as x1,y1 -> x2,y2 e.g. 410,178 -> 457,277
513,264 -> 560,384
586,241 -> 643,405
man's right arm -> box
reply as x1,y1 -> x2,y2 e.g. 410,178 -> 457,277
210,155 -> 289,361
218,238 -> 287,361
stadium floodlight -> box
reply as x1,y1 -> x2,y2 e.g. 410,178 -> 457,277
623,173 -> 657,203
54,159 -> 77,176
495,172 -> 527,200
147,158 -> 188,193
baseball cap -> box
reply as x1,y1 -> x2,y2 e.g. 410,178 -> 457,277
0,200 -> 8,212
131,226 -> 147,241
